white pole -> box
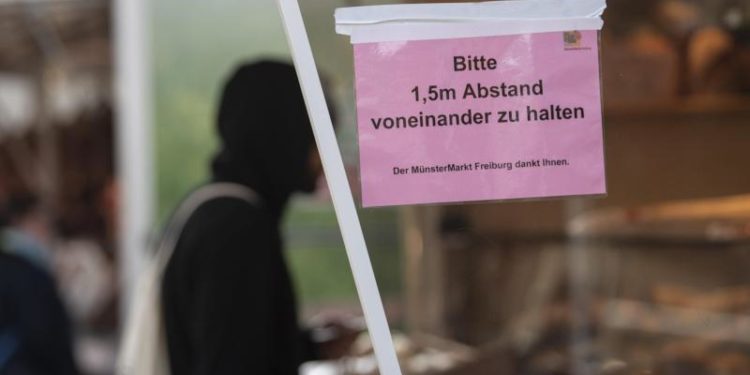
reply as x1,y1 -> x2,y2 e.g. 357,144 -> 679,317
113,0 -> 155,323
275,1 -> 403,373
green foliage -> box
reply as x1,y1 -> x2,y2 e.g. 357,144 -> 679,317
284,200 -> 402,305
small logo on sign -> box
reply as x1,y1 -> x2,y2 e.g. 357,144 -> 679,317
563,31 -> 591,51
564,31 -> 582,48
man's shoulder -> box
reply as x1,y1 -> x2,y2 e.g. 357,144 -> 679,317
186,196 -> 266,231
170,196 -> 274,268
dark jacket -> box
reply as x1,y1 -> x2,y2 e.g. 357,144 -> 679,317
162,61 -> 318,375
0,253 -> 78,375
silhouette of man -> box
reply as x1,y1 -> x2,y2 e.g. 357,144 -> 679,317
162,61 -> 352,375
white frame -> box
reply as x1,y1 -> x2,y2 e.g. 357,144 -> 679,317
276,0 -> 403,373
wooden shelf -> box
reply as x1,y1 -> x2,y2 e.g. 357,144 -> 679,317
604,95 -> 750,120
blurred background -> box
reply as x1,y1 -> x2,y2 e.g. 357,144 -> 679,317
0,0 -> 749,374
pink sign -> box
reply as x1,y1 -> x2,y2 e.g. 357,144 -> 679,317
353,31 -> 606,207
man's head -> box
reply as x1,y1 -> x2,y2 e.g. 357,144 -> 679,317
211,61 -> 323,200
